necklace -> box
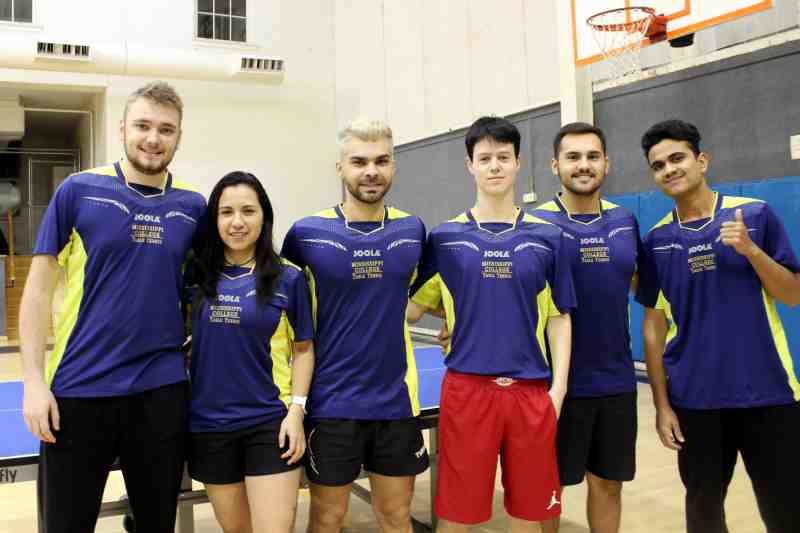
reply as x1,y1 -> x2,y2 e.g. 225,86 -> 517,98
224,256 -> 255,268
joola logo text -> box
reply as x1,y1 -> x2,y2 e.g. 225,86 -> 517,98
688,243 -> 712,254
484,250 -> 510,258
134,214 -> 161,223
218,294 -> 241,303
353,249 -> 381,258
580,237 -> 605,245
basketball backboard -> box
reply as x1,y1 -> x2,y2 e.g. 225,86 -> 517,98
572,0 -> 774,66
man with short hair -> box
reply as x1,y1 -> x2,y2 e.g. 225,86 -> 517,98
281,118 -> 429,533
409,116 -> 575,532
20,81 -> 206,533
536,122 -> 639,533
637,119 -> 800,533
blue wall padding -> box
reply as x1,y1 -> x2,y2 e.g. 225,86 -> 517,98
607,177 -> 800,378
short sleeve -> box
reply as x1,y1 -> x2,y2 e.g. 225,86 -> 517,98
286,268 -> 313,342
191,209 -> 209,256
280,224 -> 305,269
548,230 -> 577,314
410,232 -> 440,307
635,237 -> 661,308
760,204 -> 800,273
33,178 -> 78,259
632,217 -> 645,286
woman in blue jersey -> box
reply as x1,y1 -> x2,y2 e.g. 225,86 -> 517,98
189,171 -> 315,533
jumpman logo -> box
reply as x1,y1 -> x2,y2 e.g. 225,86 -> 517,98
546,490 -> 560,510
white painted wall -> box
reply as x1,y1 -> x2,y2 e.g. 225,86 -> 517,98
334,0 -> 562,145
0,0 -> 340,243
35,0 -> 274,52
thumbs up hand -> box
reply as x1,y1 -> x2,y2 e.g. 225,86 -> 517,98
720,208 -> 757,257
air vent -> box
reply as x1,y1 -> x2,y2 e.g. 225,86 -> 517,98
35,41 -> 91,61
239,57 -> 284,73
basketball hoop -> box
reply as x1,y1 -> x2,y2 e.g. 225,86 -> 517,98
587,6 -> 668,80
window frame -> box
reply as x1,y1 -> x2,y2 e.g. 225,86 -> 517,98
195,0 -> 249,45
0,0 -> 38,27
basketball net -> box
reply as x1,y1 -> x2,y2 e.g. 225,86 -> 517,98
588,7 -> 657,80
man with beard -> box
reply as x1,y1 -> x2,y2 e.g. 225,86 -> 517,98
281,117 -> 428,533
637,119 -> 800,533
19,81 -> 206,533
534,123 -> 640,533
408,116 -> 575,531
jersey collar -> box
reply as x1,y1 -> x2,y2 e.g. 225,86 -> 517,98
554,193 -> 604,226
672,191 -> 721,232
221,263 -> 255,280
335,204 -> 388,236
466,207 -> 523,236
114,161 -> 172,198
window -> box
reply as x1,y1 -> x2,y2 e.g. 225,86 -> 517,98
197,0 -> 246,43
0,0 -> 33,23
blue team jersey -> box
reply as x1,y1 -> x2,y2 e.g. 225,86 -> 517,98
636,193 -> 800,409
189,261 -> 314,432
533,197 -> 640,397
411,210 -> 576,379
33,162 -> 206,397
281,205 -> 425,420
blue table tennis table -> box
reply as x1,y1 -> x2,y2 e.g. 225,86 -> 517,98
0,345 -> 446,532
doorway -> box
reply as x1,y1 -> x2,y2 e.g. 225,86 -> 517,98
0,107 -> 91,254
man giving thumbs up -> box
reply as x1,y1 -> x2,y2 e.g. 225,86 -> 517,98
635,119 -> 800,533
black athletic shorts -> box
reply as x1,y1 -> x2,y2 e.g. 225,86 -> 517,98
305,417 -> 429,486
189,419 -> 301,485
556,391 -> 637,486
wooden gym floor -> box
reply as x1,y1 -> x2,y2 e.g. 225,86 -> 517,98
0,350 -> 764,532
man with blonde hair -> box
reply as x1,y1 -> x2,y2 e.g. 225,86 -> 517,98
20,81 -> 205,533
282,117 -> 429,533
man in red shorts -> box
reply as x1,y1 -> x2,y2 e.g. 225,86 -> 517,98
409,116 -> 575,531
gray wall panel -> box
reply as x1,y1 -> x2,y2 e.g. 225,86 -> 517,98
525,107 -> 563,206
596,39 -> 800,195
393,39 -> 800,216
390,103 -> 562,230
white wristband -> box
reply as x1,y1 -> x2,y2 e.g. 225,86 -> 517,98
291,395 -> 307,414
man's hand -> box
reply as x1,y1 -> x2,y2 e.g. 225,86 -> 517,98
279,405 -> 306,465
23,380 -> 59,443
655,405 -> 685,451
547,388 -> 565,419
436,321 -> 451,349
720,209 -> 757,257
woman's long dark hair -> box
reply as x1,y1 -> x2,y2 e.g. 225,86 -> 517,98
194,171 -> 282,307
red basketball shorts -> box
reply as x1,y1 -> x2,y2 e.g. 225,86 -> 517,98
434,370 -> 561,524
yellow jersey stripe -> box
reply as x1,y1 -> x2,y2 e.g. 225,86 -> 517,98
270,310 -> 295,407
536,200 -> 560,212
304,266 -> 318,330
402,321 -> 421,416
387,207 -> 412,219
48,230 -> 88,386
601,199 -> 621,210
522,213 -> 554,226
721,196 -> 764,208
312,208 -> 339,219
760,289 -> 800,400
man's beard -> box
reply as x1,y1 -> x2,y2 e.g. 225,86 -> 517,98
561,173 -> 602,197
124,136 -> 173,176
345,179 -> 391,204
